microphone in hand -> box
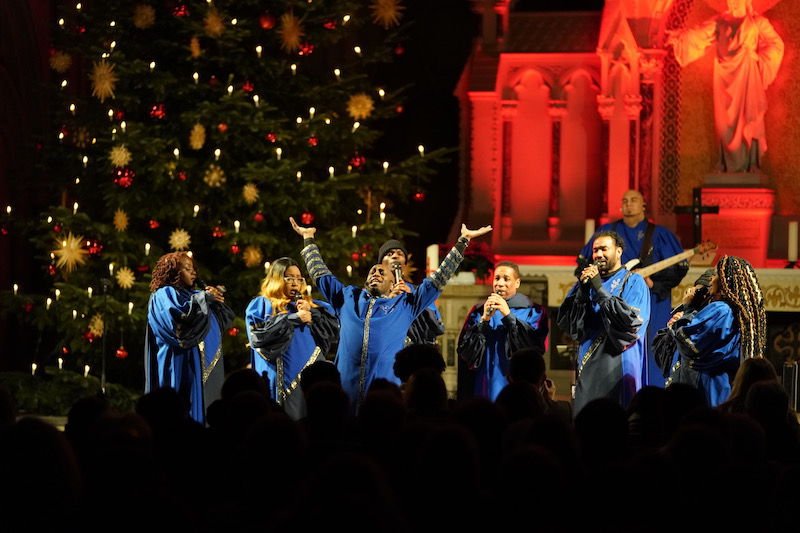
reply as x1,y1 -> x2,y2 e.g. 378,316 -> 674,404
391,260 -> 403,284
581,261 -> 601,285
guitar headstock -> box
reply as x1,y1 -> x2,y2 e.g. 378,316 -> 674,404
691,240 -> 717,265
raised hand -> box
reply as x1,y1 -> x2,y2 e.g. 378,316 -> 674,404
289,216 -> 316,239
460,224 -> 493,240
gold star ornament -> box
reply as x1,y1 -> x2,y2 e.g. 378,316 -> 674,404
371,0 -> 404,29
279,13 -> 303,52
53,232 -> 89,273
169,228 -> 191,251
189,123 -> 206,150
347,93 -> 375,120
242,183 -> 259,205
109,145 -> 132,167
90,60 -> 118,103
115,267 -> 135,289
113,209 -> 129,232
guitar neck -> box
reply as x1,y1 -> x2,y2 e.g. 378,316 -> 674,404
634,249 -> 696,278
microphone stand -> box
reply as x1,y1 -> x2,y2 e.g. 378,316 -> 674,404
100,278 -> 111,395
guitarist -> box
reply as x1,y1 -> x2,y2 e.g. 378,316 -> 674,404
576,190 -> 689,388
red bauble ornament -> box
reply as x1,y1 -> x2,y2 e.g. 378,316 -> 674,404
48,264 -> 57,276
136,264 -> 150,273
177,170 -> 188,181
307,136 -> 318,147
53,224 -> 62,233
230,243 -> 241,255
0,226 -> 7,236
298,42 -> 315,56
394,44 -> 405,56
323,20 -> 337,30
149,103 -> 166,119
209,75 -> 219,87
114,166 -> 135,188
148,219 -> 160,229
173,4 -> 189,17
61,345 -> 71,355
23,302 -> 33,313
87,240 -> 103,255
253,212 -> 265,223
217,122 -> 228,133
413,191 -> 426,202
300,211 -> 314,225
115,346 -> 129,359
259,13 -> 276,30
265,132 -> 277,143
83,331 -> 96,343
114,110 -> 125,121
351,252 -> 360,262
227,327 -> 239,337
211,226 -> 226,238
396,105 -> 404,114
242,81 -> 254,93
349,154 -> 366,168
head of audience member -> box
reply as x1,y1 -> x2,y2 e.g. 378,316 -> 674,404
508,347 -> 547,387
393,344 -> 446,385
365,263 -> 394,297
492,261 -> 521,300
591,230 -> 625,275
724,357 -> 778,409
301,360 -> 342,396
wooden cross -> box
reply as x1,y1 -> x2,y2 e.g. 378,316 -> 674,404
674,187 -> 719,246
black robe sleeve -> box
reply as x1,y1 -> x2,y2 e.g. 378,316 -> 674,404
407,308 -> 445,345
595,285 -> 644,355
457,305 -> 486,368
557,285 -> 589,341
249,314 -> 294,363
649,260 -> 689,300
505,306 -> 549,357
308,306 -> 339,356
652,327 -> 677,378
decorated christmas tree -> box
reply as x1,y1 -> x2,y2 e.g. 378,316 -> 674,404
5,0 -> 449,389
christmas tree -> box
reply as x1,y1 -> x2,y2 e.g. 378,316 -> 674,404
5,0 -> 450,389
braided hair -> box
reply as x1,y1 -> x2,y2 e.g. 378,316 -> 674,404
150,251 -> 194,292
715,255 -> 767,359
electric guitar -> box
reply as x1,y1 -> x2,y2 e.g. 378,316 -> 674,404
623,241 -> 717,277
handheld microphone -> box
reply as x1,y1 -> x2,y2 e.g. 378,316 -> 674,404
391,261 -> 403,284
195,278 -> 207,289
581,261 -> 601,285
291,290 -> 303,302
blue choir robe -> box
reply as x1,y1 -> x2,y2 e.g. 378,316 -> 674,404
457,293 -> 548,401
557,268 -> 650,416
245,296 -> 338,420
657,300 -> 741,407
301,238 -> 466,411
145,286 -> 234,425
579,219 -> 688,387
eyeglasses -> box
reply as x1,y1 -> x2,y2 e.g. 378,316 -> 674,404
283,276 -> 305,284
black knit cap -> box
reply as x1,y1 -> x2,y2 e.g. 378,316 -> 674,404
694,268 -> 715,287
378,239 -> 407,262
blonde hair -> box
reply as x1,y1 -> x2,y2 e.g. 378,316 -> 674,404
259,257 -> 316,314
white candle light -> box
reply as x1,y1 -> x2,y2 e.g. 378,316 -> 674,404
83,364 -> 90,378
418,145 -> 425,157
193,204 -> 200,217
72,309 -> 77,320
145,242 -> 151,256
109,263 -> 114,276
31,363 -> 37,376
73,201 -> 79,214
193,72 -> 199,84
55,288 -> 61,301
255,45 -> 262,58
351,225 -> 357,238
264,261 -> 270,273
382,161 -> 389,174
584,219 -> 596,243
328,166 -> 335,178
346,265 -> 352,277
128,301 -> 134,315
234,220 -> 240,233
789,221 -> 798,262
46,297 -> 52,310
380,212 -> 386,225
87,287 -> 93,298
290,63 -> 297,75
58,357 -> 63,370
12,283 -> 18,296
276,147 -> 282,160
309,107 -> 315,119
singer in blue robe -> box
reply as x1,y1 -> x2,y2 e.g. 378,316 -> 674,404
245,257 -> 339,420
291,217 -> 492,411
457,262 -> 548,401
145,252 -> 234,425
577,190 -> 688,388
560,231 -> 650,415
657,301 -> 740,406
